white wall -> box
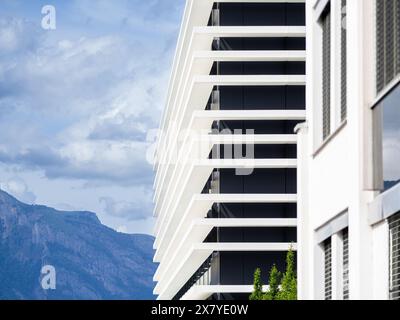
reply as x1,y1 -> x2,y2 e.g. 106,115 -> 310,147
372,221 -> 389,300
299,0 -> 388,300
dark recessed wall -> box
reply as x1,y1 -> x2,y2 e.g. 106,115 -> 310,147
214,37 -> 306,51
207,203 -> 297,219
211,61 -> 306,75
218,251 -> 296,285
218,120 -> 301,134
218,168 -> 297,194
215,86 -> 305,110
217,3 -> 305,26
204,227 -> 297,243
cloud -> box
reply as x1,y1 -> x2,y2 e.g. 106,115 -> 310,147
116,225 -> 128,233
0,177 -> 36,204
72,0 -> 183,36
0,141 -> 152,185
0,17 -> 42,54
0,1 -> 185,234
99,194 -> 152,221
0,15 -> 174,186
55,203 -> 80,212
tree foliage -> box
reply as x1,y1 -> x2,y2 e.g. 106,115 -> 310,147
249,268 -> 264,300
263,264 -> 280,300
277,248 -> 297,300
249,247 -> 297,300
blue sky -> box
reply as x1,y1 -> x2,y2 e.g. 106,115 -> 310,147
0,0 -> 185,234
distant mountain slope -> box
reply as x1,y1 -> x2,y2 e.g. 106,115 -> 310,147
0,189 -> 156,300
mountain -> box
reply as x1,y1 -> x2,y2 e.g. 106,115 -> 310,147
0,189 -> 156,300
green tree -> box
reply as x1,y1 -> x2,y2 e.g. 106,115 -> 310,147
263,265 -> 281,300
277,247 -> 297,300
263,264 -> 281,300
249,268 -> 264,300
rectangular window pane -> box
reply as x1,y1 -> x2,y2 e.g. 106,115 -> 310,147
377,0 -> 385,92
322,9 -> 331,140
343,228 -> 349,300
341,0 -> 347,121
324,238 -> 332,300
390,213 -> 400,300
376,0 -> 400,94
396,0 -> 400,74
374,84 -> 400,191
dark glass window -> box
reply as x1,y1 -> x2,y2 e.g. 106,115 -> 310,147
324,238 -> 332,300
389,213 -> 400,300
341,0 -> 347,121
321,5 -> 331,140
374,84 -> 400,191
376,0 -> 400,93
217,3 -> 305,26
343,228 -> 349,300
214,37 -> 306,51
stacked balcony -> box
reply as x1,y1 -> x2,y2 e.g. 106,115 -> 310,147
153,0 -> 306,300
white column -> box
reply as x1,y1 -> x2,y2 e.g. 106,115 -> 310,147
296,123 -> 310,300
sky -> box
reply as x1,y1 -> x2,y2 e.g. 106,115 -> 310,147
0,0 -> 185,235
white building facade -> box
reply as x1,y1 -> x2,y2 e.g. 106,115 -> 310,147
153,0 -> 306,300
298,0 -> 400,300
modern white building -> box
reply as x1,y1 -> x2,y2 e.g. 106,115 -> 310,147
297,0 -> 400,300
153,0 -> 400,301
153,0 -> 306,300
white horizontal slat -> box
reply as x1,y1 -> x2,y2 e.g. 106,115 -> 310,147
155,242 -> 296,300
181,285 -> 270,301
154,218 -> 297,282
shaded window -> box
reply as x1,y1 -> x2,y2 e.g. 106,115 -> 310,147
373,84 -> 400,192
389,213 -> 400,300
343,228 -> 349,300
216,3 -> 305,26
214,37 -> 306,51
321,6 -> 331,140
376,0 -> 400,93
341,0 -> 347,121
324,238 -> 332,300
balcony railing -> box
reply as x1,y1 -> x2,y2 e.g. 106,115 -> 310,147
172,253 -> 217,301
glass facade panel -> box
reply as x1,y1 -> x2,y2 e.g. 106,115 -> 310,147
375,84 -> 400,191
343,228 -> 349,300
324,238 -> 332,300
389,213 -> 400,300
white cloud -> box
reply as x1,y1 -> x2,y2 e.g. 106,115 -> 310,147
0,18 -> 41,53
0,17 -> 172,186
99,193 -> 152,221
0,176 -> 36,204
0,1 -> 185,234
116,225 -> 128,233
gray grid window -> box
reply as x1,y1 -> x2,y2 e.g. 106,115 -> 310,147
376,0 -> 400,94
321,7 -> 331,140
324,238 -> 332,300
343,228 -> 349,300
341,0 -> 347,121
389,212 -> 400,300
